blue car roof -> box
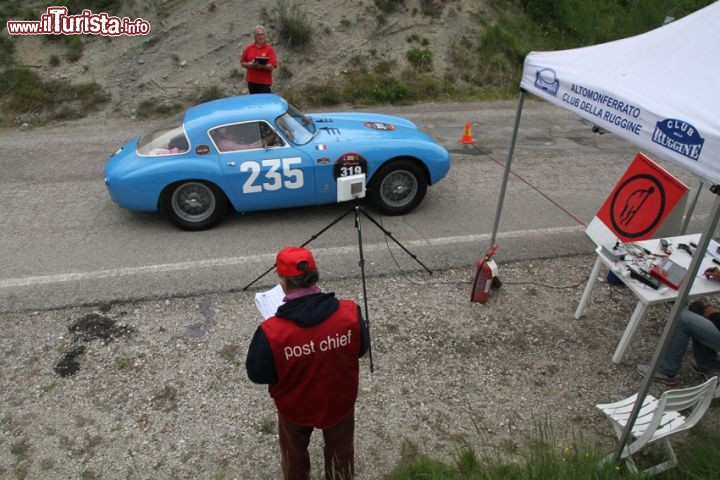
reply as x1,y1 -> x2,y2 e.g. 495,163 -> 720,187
183,94 -> 289,130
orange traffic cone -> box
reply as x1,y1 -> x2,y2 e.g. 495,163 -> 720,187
460,122 -> 475,144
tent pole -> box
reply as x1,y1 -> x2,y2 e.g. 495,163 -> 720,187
490,89 -> 525,247
680,178 -> 703,234
613,184 -> 720,464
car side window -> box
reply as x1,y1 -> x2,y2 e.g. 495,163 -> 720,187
137,121 -> 190,156
210,122 -> 261,152
210,122 -> 285,152
260,122 -> 285,148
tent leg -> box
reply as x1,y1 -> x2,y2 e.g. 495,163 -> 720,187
613,185 -> 720,464
680,178 -> 703,234
489,89 -> 525,247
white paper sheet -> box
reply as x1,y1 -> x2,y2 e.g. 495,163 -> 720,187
254,284 -> 285,320
707,239 -> 720,261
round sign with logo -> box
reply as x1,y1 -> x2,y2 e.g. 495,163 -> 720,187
334,152 -> 368,179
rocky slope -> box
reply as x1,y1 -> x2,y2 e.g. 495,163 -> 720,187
10,0 -> 492,116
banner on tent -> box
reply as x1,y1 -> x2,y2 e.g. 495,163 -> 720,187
586,153 -> 688,245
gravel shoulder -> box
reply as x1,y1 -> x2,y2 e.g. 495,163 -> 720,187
3,254 -> 719,479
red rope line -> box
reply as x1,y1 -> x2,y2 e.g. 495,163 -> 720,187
474,142 -> 588,228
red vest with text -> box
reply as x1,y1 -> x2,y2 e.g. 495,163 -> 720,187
261,300 -> 361,428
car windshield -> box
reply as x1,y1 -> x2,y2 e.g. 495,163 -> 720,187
275,103 -> 316,145
136,114 -> 190,156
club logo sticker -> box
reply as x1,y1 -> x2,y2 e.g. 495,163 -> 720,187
652,118 -> 705,161
195,145 -> 210,155
364,122 -> 396,131
534,68 -> 559,96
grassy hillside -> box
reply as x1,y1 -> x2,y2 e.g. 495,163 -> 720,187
0,0 -> 714,126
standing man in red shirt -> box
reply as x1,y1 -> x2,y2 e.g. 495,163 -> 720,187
240,25 -> 278,94
246,246 -> 370,480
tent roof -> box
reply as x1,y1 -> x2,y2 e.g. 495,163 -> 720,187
520,1 -> 720,183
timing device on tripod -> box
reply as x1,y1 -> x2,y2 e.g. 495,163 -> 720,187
244,173 -> 433,372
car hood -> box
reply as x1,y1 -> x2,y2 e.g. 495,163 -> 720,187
306,112 -> 436,143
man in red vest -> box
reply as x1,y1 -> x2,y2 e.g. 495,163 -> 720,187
239,25 -> 278,94
246,246 -> 370,480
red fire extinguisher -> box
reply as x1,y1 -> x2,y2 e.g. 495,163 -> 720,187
471,245 -> 499,303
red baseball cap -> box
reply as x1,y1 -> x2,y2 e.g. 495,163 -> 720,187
276,246 -> 317,277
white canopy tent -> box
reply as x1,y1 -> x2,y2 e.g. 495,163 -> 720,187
489,1 -> 720,462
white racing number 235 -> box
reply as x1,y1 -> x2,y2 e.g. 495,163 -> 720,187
240,157 -> 304,193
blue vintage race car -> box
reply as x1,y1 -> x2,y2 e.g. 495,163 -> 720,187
104,94 -> 451,230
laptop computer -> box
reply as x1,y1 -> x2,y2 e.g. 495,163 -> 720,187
650,257 -> 688,290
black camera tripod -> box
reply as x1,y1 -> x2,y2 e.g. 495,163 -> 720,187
243,204 -> 433,372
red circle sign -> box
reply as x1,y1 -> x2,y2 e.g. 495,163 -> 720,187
609,173 -> 666,239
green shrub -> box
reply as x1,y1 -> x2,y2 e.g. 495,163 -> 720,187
373,80 -> 414,104
375,0 -> 404,13
373,60 -> 396,75
0,67 -> 46,111
0,3 -> 37,24
509,0 -> 713,46
64,36 -> 84,62
406,48 -> 433,72
276,0 -> 313,50
0,35 -> 16,67
419,0 -> 444,17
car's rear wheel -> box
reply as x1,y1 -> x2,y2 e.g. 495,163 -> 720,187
163,181 -> 228,231
368,159 -> 427,215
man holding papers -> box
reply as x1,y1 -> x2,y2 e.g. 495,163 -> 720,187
246,246 -> 369,480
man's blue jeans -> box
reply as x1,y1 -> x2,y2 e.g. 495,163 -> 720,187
660,308 -> 720,376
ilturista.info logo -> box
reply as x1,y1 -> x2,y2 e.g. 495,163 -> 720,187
6,6 -> 150,36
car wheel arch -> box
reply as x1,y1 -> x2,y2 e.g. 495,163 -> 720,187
158,179 -> 232,211
368,156 -> 430,185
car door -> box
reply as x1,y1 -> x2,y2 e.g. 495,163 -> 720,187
216,121 -> 316,211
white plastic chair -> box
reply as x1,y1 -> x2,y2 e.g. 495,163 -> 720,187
595,376 -> 717,476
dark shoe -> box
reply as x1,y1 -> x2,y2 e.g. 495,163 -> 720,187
690,362 -> 720,379
688,299 -> 708,316
636,363 -> 681,388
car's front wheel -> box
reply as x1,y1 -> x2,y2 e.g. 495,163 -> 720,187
162,181 -> 228,230
368,159 -> 427,215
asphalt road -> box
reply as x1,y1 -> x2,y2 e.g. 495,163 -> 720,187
1,99 -> 713,313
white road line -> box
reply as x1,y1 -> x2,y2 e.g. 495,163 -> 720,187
0,226 -> 585,289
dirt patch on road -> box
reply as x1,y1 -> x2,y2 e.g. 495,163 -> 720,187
54,313 -> 136,377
